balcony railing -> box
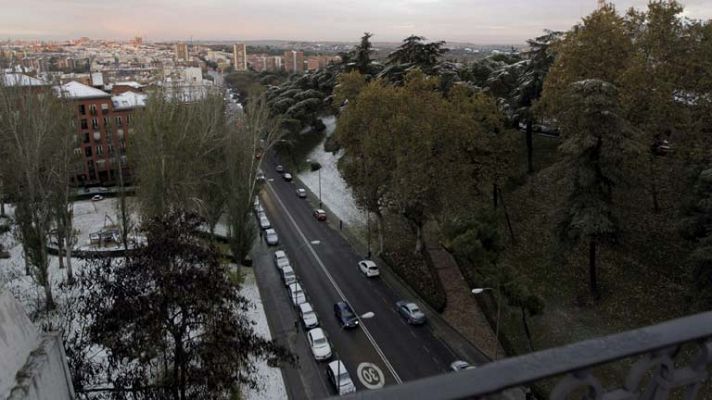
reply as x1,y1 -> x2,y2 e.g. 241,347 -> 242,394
340,311 -> 712,400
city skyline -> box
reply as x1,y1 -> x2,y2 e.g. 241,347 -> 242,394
2,0 -> 711,45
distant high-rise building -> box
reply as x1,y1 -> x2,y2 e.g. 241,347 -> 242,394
266,56 -> 283,72
132,36 -> 143,47
284,50 -> 304,73
233,43 -> 247,71
175,43 -> 189,61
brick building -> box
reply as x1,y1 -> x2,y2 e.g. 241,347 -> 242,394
233,43 -> 247,71
284,50 -> 305,73
57,81 -> 145,186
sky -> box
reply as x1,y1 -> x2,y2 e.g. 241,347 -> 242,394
1,0 -> 711,45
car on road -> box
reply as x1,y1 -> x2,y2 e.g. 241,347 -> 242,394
259,214 -> 271,229
91,195 -> 104,201
254,202 -> 264,214
296,188 -> 307,198
283,173 -> 293,182
264,228 -> 279,246
314,209 -> 327,221
450,360 -> 476,372
256,172 -> 266,183
358,260 -> 380,277
273,250 -> 290,270
307,328 -> 332,361
276,165 -> 284,173
288,282 -> 306,306
396,301 -> 426,325
334,301 -> 359,329
299,302 -> 319,329
281,265 -> 296,287
326,360 -> 356,395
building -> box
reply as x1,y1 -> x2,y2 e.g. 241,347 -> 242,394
182,67 -> 202,83
233,43 -> 247,72
266,56 -> 283,71
284,50 -> 305,73
0,291 -> 75,399
175,42 -> 189,61
306,55 -> 341,71
56,80 -> 141,185
131,36 -> 143,47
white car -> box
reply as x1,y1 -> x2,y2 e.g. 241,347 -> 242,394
307,328 -> 332,361
296,188 -> 307,198
265,228 -> 279,246
358,260 -> 379,277
450,360 -> 476,372
91,195 -> 104,201
288,282 -> 306,306
326,360 -> 356,395
283,172 -> 293,182
274,250 -> 290,270
281,266 -> 296,287
259,214 -> 271,229
299,302 -> 319,329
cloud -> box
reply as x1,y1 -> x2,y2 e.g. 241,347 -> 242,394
0,0 -> 710,44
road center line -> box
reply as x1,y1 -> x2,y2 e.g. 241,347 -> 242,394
266,182 -> 403,384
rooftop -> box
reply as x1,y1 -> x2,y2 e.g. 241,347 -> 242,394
55,80 -> 110,99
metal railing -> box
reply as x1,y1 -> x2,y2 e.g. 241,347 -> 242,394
339,311 -> 712,399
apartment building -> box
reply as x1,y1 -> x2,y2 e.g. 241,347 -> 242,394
233,43 -> 247,71
284,50 -> 304,73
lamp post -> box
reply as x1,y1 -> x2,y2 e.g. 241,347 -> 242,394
472,287 -> 501,360
366,210 -> 371,259
306,158 -> 322,208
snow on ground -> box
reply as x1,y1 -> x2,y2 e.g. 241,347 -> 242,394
240,268 -> 288,400
297,116 -> 366,227
1,201 -> 285,395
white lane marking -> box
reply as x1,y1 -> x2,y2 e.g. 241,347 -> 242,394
266,182 -> 403,384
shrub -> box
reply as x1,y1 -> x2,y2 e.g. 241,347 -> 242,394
381,251 -> 447,312
310,161 -> 322,172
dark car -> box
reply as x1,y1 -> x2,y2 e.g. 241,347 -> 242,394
396,301 -> 426,325
334,301 -> 359,329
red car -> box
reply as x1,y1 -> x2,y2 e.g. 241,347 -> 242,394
313,209 -> 327,221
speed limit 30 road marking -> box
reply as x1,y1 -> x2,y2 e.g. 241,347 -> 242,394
357,363 -> 385,389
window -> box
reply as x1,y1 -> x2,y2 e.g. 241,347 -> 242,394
108,144 -> 115,155
83,132 -> 90,143
126,114 -> 132,123
73,148 -> 82,156
80,119 -> 88,129
115,116 -> 123,127
103,117 -> 110,127
78,105 -> 86,115
91,118 -> 98,129
106,130 -> 113,142
101,103 -> 109,114
89,104 -> 97,115
85,146 -> 92,157
96,145 -> 103,156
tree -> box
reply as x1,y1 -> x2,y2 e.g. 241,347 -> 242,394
513,30 -> 562,174
75,212 -> 293,399
681,168 -> 712,309
556,79 -> 640,300
0,82 -> 74,310
386,35 -> 448,74
355,32 -> 374,75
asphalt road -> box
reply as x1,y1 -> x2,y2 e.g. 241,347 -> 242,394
253,158 -> 478,398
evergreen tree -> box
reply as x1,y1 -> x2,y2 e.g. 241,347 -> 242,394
355,32 -> 374,75
682,168 -> 712,309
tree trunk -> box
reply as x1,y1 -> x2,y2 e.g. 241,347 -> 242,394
44,278 -> 55,311
376,212 -> 385,255
65,240 -> 74,284
521,306 -> 534,352
57,230 -> 65,269
498,187 -> 516,243
526,119 -> 534,174
589,239 -> 599,300
414,223 -> 424,255
0,200 -> 5,217
649,157 -> 660,214
493,183 -> 499,209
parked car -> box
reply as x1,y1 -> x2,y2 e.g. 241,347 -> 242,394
256,172 -> 266,183
288,282 -> 306,306
334,301 -> 359,329
314,209 -> 327,221
276,165 -> 284,173
259,214 -> 271,229
91,195 -> 104,201
299,302 -> 319,329
396,301 -> 426,325
283,173 -> 293,182
281,265 -> 296,287
326,360 -> 356,395
450,360 -> 476,372
265,228 -> 279,246
274,250 -> 290,270
307,328 -> 332,361
358,260 -> 380,277
254,202 -> 264,214
296,188 -> 307,198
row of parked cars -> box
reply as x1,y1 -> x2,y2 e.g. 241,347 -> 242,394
272,248 -> 357,395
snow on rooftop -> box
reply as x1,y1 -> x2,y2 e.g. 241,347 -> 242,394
112,91 -> 148,110
114,81 -> 144,89
2,73 -> 47,87
55,80 -> 110,99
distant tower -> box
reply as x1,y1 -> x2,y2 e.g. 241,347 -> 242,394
233,43 -> 247,71
597,0 -> 606,8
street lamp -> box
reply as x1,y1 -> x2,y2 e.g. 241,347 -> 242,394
306,158 -> 322,208
472,287 -> 501,360
366,210 -> 371,259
